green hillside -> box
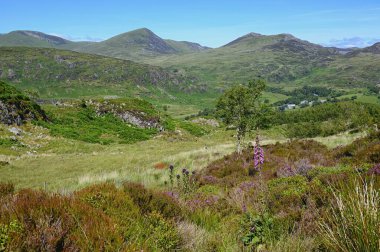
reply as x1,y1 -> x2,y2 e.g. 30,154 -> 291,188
0,29 -> 210,62
73,28 -> 210,61
0,47 -> 202,100
0,30 -> 72,48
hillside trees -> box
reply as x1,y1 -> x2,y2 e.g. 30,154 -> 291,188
216,79 -> 266,154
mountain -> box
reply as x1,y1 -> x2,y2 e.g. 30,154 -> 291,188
352,42 -> 380,55
0,29 -> 210,62
0,47 -> 200,99
147,32 -> 340,87
75,28 -> 210,61
1,29 -> 379,89
0,30 -> 72,47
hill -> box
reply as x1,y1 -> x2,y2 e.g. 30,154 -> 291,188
148,32 -> 339,87
72,28 -> 210,61
148,32 -> 380,89
0,29 -> 210,62
1,29 -> 380,94
0,47 -> 202,99
0,30 -> 73,48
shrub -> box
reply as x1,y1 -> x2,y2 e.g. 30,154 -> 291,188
267,176 -> 308,212
123,182 -> 183,219
319,179 -> 379,252
0,220 -> 22,251
240,212 -> 274,250
142,211 -> 181,251
0,189 -> 123,251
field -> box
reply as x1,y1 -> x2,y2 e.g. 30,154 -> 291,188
0,121 -> 365,192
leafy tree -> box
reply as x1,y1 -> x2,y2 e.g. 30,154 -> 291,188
216,79 -> 266,154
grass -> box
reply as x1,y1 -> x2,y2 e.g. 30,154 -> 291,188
0,121 -> 364,192
319,179 -> 379,252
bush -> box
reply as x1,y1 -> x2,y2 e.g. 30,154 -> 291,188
240,212 -> 274,250
267,176 -> 308,212
123,182 -> 183,219
142,211 -> 181,251
319,179 -> 380,252
0,189 -> 123,251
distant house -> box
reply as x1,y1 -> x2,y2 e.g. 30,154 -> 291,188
300,100 -> 309,105
287,104 -> 296,110
320,99 -> 327,103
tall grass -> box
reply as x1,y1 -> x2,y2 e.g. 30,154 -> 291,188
319,179 -> 379,252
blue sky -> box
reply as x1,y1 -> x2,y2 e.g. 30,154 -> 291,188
1,0 -> 380,48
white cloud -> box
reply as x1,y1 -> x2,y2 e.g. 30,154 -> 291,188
323,37 -> 380,48
49,33 -> 104,42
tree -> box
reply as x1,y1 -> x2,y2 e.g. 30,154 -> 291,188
216,79 -> 266,154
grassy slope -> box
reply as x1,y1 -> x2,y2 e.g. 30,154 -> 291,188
0,47 -> 206,104
147,35 -> 380,91
0,120 -> 365,192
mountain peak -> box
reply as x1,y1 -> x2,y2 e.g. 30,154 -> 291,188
102,28 -> 177,55
11,30 -> 70,45
223,32 -> 264,47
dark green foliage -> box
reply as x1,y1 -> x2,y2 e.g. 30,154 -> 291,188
240,212 -> 274,249
273,101 -> 380,138
274,85 -> 345,106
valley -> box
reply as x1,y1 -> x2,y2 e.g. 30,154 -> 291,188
0,21 -> 379,251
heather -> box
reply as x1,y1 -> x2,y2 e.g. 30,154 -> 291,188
1,132 -> 379,251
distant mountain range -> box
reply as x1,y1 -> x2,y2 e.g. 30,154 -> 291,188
0,28 -> 210,61
1,28 -> 380,91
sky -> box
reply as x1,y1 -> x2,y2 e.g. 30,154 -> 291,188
1,0 -> 380,48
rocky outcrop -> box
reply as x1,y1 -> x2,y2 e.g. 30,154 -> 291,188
0,81 -> 48,125
0,100 -> 47,125
87,100 -> 161,129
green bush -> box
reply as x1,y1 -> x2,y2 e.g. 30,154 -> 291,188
267,176 -> 308,212
240,212 -> 274,250
143,211 -> 181,251
0,220 -> 22,251
123,182 -> 183,219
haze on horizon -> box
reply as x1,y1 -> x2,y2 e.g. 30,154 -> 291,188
1,0 -> 380,48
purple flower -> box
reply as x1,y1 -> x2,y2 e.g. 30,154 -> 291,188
253,136 -> 264,171
182,168 -> 187,174
169,164 -> 174,171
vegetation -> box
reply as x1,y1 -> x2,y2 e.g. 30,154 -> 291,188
0,80 -> 48,124
1,26 -> 380,252
273,101 -> 380,138
319,179 -> 379,252
216,79 -> 266,154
